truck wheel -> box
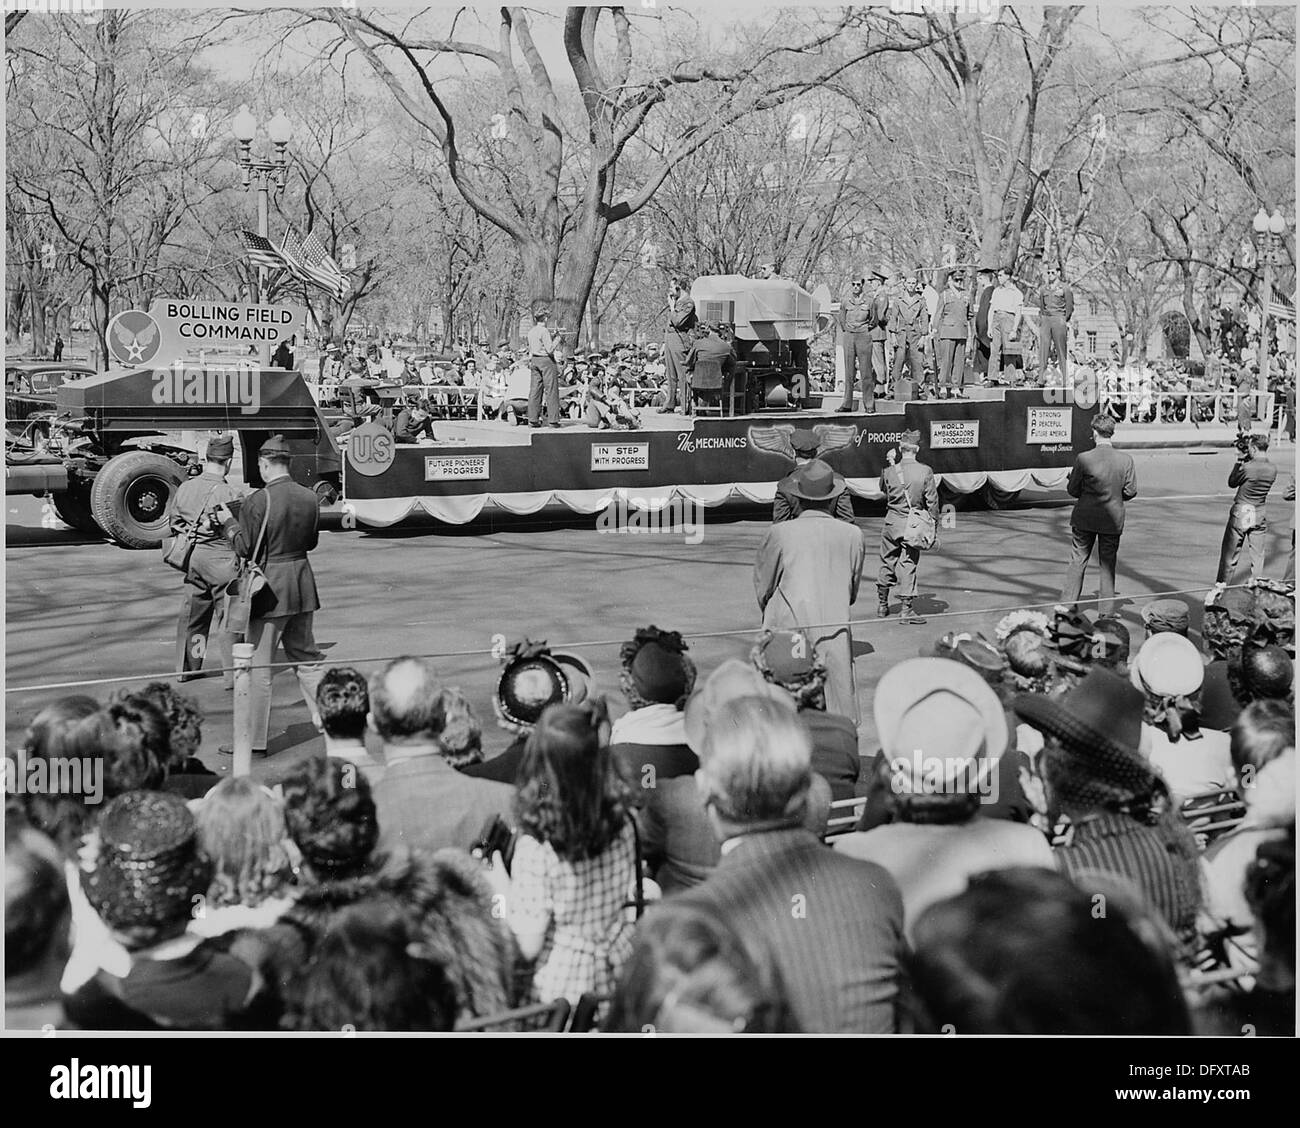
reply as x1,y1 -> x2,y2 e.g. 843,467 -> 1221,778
52,483 -> 102,537
313,478 -> 340,506
90,450 -> 184,549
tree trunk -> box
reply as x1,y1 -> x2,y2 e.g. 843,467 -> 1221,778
91,281 -> 110,370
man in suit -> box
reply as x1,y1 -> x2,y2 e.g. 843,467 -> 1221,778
659,276 -> 698,414
1035,263 -> 1075,384
525,304 -> 562,428
216,434 -> 326,755
889,274 -> 928,397
773,431 -> 856,523
878,429 -> 939,626
931,269 -> 971,399
685,321 -> 737,414
172,433 -> 240,684
1215,431 -> 1277,586
837,274 -> 874,412
755,461 -> 866,723
1059,413 -> 1137,615
972,269 -> 995,384
677,691 -> 907,1032
369,656 -> 514,855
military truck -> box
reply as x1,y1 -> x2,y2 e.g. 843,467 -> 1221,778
8,363 -> 341,548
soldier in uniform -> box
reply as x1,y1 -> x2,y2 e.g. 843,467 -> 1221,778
659,276 -> 698,414
877,429 -> 939,626
215,435 -> 326,757
869,270 -> 893,401
889,274 -> 928,397
932,269 -> 971,399
172,433 -> 240,684
837,274 -> 874,413
1036,263 -> 1075,385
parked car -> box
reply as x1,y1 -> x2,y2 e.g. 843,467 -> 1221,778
5,361 -> 97,449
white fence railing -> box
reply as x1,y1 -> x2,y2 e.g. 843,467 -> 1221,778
1100,388 -> 1275,428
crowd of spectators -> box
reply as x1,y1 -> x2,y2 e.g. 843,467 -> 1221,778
6,580 -> 1294,1034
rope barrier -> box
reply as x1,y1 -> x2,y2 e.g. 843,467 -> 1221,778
4,581 -> 1265,697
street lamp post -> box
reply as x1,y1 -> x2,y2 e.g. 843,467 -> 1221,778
231,105 -> 292,363
1251,206 -> 1288,399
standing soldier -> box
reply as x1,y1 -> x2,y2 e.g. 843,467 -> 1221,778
932,269 -> 971,399
1035,263 -> 1075,385
889,274 -> 928,398
172,434 -> 240,684
837,273 -> 875,413
659,276 -> 698,415
869,270 -> 893,403
877,429 -> 939,625
215,435 -> 326,757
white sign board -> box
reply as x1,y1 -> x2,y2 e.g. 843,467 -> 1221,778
591,443 -> 650,471
425,455 -> 490,481
929,419 -> 980,449
1026,407 -> 1073,445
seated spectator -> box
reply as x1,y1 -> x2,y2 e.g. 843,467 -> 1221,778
1229,644 -> 1294,709
463,641 -> 592,785
64,791 -> 263,1030
10,695 -> 101,855
751,628 -> 859,801
192,777 -> 297,926
610,626 -> 699,795
255,756 -> 515,1025
1200,587 -> 1259,730
287,898 -> 458,1032
676,693 -> 906,1033
1130,633 -> 1235,803
1141,597 -> 1191,640
604,899 -> 791,1033
118,682 -> 218,800
906,867 -> 1191,1035
639,660 -> 830,895
438,686 -> 484,769
316,666 -> 385,785
834,658 -> 1053,938
6,823 -> 72,1030
1201,701 -> 1295,941
1015,669 -> 1204,953
487,700 -> 638,1005
368,657 -> 513,854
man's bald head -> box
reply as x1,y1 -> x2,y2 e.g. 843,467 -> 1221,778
368,657 -> 446,743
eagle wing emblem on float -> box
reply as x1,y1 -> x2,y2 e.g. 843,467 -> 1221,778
747,424 -> 797,462
812,423 -> 858,458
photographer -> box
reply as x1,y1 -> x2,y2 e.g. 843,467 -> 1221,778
1215,430 -> 1277,588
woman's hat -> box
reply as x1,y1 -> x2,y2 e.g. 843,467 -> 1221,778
787,460 -> 846,501
621,627 -> 693,707
922,633 -> 1006,685
1130,633 -> 1204,698
551,650 -> 594,704
1014,669 -> 1154,809
1141,598 -> 1191,637
494,641 -> 572,733
80,791 -> 211,933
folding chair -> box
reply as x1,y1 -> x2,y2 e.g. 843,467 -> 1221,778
823,796 -> 867,839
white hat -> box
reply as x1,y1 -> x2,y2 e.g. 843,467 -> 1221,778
1129,633 -> 1204,698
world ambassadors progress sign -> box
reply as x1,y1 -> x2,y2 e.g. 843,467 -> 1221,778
106,299 -> 306,369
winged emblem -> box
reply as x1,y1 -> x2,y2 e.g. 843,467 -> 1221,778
747,422 -> 859,463
747,423 -> 797,462
111,319 -> 158,362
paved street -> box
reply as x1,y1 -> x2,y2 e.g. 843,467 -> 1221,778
5,446 -> 1294,786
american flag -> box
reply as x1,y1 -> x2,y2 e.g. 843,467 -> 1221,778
240,230 -> 287,272
302,229 -> 348,298
280,226 -> 345,300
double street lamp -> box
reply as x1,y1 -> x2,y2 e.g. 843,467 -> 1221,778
1251,206 -> 1288,393
231,105 -> 293,308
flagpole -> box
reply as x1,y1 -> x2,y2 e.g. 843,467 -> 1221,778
257,184 -> 271,367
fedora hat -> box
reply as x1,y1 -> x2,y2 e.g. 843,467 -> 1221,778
786,459 -> 845,502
